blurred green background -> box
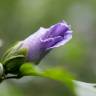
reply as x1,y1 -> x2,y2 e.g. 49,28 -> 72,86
0,0 -> 96,96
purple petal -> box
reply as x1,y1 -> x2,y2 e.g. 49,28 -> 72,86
49,31 -> 72,49
41,36 -> 63,49
20,20 -> 72,64
43,21 -> 70,39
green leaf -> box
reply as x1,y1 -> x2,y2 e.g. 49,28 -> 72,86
20,63 -> 40,76
20,63 -> 76,96
40,67 -> 75,96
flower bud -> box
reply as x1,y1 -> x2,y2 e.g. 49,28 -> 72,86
21,20 -> 72,64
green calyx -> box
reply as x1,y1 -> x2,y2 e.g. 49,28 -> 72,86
0,42 -> 28,75
4,55 -> 25,74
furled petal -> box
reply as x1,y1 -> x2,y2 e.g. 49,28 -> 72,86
48,31 -> 72,49
43,20 -> 70,39
41,36 -> 64,49
20,20 -> 72,64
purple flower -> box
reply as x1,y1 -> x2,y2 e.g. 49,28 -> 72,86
21,20 -> 72,64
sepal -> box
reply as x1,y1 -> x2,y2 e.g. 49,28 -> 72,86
4,55 -> 25,74
1,41 -> 28,75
